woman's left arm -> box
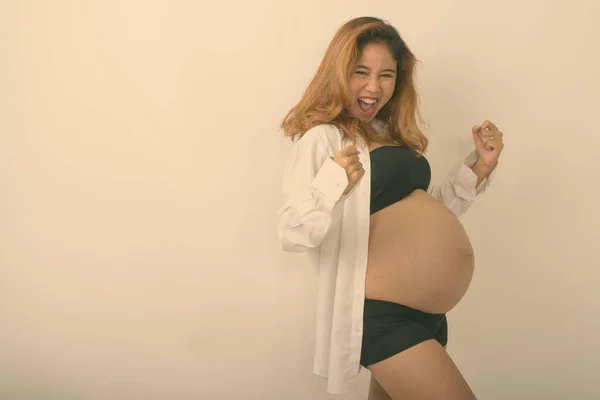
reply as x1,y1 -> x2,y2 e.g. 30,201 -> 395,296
428,120 -> 505,217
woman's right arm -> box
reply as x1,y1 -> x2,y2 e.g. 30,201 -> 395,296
277,129 -> 349,253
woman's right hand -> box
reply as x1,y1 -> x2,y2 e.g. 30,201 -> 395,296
330,144 -> 364,195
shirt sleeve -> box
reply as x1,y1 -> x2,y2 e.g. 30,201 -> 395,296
427,150 -> 498,216
277,128 -> 350,252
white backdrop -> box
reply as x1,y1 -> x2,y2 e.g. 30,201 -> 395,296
1,1 -> 599,399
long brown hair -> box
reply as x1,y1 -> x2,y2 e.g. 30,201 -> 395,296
280,17 -> 428,154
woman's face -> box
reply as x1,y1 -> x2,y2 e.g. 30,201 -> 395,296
347,42 -> 397,122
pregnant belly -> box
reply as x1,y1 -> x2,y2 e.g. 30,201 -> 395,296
365,190 -> 475,314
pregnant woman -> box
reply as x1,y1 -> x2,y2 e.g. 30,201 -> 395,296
277,16 -> 504,400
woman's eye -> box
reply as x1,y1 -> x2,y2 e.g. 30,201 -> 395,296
356,71 -> 394,78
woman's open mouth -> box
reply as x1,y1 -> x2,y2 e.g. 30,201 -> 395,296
358,97 -> 378,114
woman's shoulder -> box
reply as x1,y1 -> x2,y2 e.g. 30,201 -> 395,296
295,123 -> 344,148
304,123 -> 343,139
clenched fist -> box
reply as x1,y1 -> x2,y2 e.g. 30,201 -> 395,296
330,144 -> 365,195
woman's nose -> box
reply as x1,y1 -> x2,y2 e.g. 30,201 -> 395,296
365,76 -> 379,92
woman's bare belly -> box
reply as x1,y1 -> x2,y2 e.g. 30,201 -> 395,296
365,189 -> 474,314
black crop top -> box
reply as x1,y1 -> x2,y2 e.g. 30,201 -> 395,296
369,145 -> 431,215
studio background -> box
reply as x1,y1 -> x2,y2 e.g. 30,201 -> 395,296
1,1 -> 599,399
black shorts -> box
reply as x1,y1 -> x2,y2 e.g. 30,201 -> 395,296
360,299 -> 448,368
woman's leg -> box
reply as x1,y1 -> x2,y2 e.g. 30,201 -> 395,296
367,374 -> 393,400
367,346 -> 450,400
367,340 -> 476,400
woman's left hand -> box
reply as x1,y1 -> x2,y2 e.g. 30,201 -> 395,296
472,120 -> 504,167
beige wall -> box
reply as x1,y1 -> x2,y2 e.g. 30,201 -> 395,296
1,1 -> 599,399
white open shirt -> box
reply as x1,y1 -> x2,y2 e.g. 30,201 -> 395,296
277,122 -> 496,394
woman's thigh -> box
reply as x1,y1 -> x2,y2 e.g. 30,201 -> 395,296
367,340 -> 476,400
367,374 -> 393,400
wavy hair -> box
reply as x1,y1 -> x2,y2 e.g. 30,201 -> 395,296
280,16 -> 428,154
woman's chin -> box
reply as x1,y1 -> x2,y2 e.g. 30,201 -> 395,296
350,107 -> 377,122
